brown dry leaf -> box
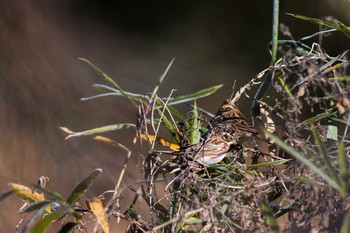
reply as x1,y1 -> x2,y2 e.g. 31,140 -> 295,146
297,85 -> 306,98
87,197 -> 109,233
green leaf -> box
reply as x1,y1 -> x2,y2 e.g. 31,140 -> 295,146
156,99 -> 187,121
79,58 -> 137,107
156,109 -> 181,145
22,202 -> 52,233
167,84 -> 223,105
150,58 -> 175,102
287,14 -> 350,39
30,209 -> 69,233
266,132 -> 342,192
67,168 -> 102,205
329,76 -> 350,81
60,124 -> 136,140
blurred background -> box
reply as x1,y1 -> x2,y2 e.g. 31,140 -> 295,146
1,0 -> 349,231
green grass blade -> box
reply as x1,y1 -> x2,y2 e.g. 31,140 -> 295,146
167,84 -> 223,105
156,99 -> 187,121
81,84 -> 143,101
267,132 -> 342,192
156,109 -> 180,144
60,124 -> 136,140
79,58 -> 137,107
310,125 -> 340,186
150,58 -> 175,102
338,143 -> 349,196
340,213 -> 350,233
67,168 -> 102,205
271,0 -> 279,64
278,77 -> 301,108
299,110 -> 337,126
331,117 -> 350,126
309,50 -> 349,79
247,159 -> 291,168
287,14 -> 350,39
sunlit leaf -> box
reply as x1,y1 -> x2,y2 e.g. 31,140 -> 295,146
87,197 -> 109,233
67,168 -> 102,205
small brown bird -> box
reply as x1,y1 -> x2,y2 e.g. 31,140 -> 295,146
183,133 -> 236,165
179,100 -> 264,165
186,99 -> 274,165
210,100 -> 258,138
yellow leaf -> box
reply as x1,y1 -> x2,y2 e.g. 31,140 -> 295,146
141,134 -> 180,151
8,183 -> 45,203
87,197 -> 109,233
